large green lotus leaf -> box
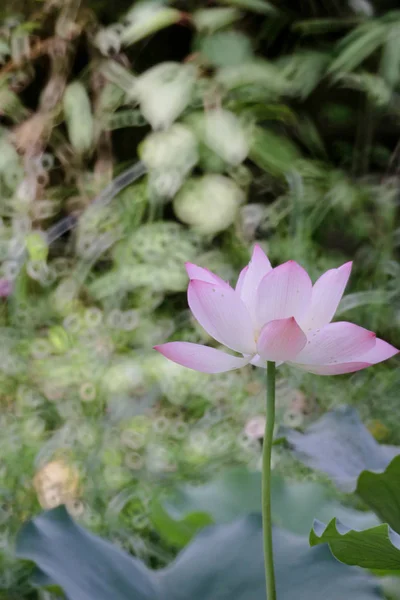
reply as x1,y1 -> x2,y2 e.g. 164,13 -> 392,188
284,406 -> 400,532
155,468 -> 378,539
283,406 -> 400,493
356,456 -> 400,532
310,518 -> 400,572
17,507 -> 383,600
161,468 -> 261,524
16,508 -> 158,600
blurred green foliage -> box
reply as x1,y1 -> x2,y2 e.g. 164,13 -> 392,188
0,0 -> 399,597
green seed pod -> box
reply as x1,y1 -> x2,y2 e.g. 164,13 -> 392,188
173,174 -> 244,235
48,325 -> 71,353
63,82 -> 94,154
25,231 -> 48,262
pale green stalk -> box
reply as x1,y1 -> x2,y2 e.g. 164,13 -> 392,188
262,361 -> 277,600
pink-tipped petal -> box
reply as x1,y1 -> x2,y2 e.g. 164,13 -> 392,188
301,262 -> 353,330
257,317 -> 307,362
293,321 -> 376,366
154,342 -> 251,373
357,338 -> 398,364
185,263 -> 230,287
188,280 -> 256,354
235,266 -> 248,295
236,246 -> 272,320
256,261 -> 312,328
291,361 -> 371,375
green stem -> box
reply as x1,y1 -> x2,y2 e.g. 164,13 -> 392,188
262,361 -> 277,600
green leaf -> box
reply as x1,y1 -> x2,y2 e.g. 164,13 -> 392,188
337,72 -> 391,106
284,406 -> 400,493
337,290 -> 392,314
162,468 -> 261,524
216,60 -> 292,96
17,507 -> 384,600
284,407 -> 400,533
356,456 -> 400,532
215,0 -> 276,14
160,517 -> 383,600
249,127 -> 301,177
277,51 -> 330,99
329,24 -> 386,74
294,115 -> 327,157
150,500 -> 213,547
121,4 -> 182,46
173,175 -> 244,235
381,575 -> 400,599
380,25 -> 400,88
197,31 -> 254,67
234,104 -> 296,124
63,82 -> 94,154
193,8 -> 242,33
134,62 -> 196,129
310,519 -> 400,572
16,507 -> 158,600
159,468 -> 378,536
293,18 -> 363,35
271,477 -> 379,535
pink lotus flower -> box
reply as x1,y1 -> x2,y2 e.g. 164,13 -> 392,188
154,246 -> 398,375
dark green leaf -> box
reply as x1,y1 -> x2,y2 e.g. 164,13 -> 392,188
17,507 -> 384,600
310,519 -> 400,572
380,25 -> 400,88
329,25 -> 386,74
293,18 -> 363,35
250,127 -> 301,177
356,456 -> 400,532
215,0 -> 276,15
150,500 -> 213,547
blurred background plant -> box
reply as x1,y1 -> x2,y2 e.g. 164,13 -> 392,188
0,0 -> 400,597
